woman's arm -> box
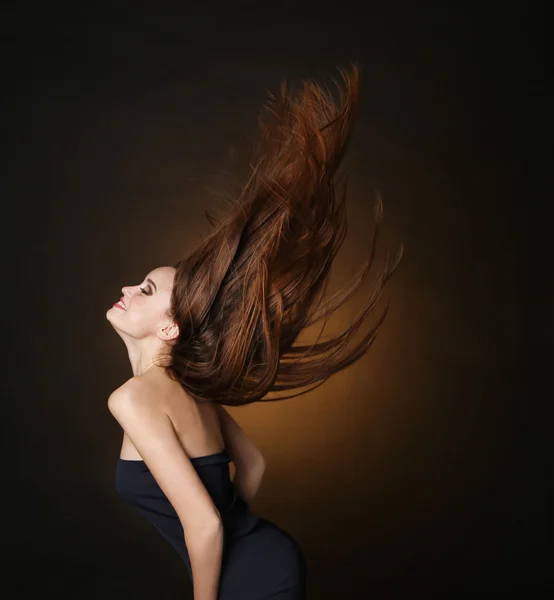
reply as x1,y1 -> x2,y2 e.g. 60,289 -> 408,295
109,380 -> 223,600
186,524 -> 224,600
215,405 -> 266,503
232,459 -> 266,504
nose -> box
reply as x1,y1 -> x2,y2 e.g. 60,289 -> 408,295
121,285 -> 141,301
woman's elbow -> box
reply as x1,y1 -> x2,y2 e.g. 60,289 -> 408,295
184,512 -> 222,538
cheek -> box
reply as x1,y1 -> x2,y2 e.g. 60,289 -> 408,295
129,298 -> 168,328
143,302 -> 166,324
128,301 -> 153,321
126,305 -> 159,334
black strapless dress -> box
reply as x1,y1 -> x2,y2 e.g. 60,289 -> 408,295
115,449 -> 306,599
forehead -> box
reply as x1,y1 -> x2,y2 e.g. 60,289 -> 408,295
147,266 -> 175,291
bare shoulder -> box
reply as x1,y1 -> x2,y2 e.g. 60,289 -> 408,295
108,376 -> 159,413
107,376 -> 223,528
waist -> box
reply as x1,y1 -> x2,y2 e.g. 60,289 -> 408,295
221,493 -> 260,537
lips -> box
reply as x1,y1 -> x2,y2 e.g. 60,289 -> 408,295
113,298 -> 127,310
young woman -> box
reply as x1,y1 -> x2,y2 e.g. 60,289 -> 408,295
105,66 -> 402,600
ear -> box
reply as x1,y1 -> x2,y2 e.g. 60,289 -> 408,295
158,321 -> 179,342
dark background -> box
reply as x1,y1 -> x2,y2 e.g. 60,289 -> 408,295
3,1 -> 550,598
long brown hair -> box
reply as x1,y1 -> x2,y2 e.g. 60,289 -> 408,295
162,65 -> 403,405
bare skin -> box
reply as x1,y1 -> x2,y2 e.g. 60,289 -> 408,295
106,265 -> 267,599
118,366 -> 227,461
106,264 -> 265,473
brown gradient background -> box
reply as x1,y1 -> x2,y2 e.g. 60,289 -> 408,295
3,2 -> 550,599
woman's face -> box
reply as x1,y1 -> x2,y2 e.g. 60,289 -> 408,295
107,265 -> 177,340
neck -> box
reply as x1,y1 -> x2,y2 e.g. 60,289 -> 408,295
120,338 -> 167,377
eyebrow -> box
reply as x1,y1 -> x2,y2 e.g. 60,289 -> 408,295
146,277 -> 158,292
